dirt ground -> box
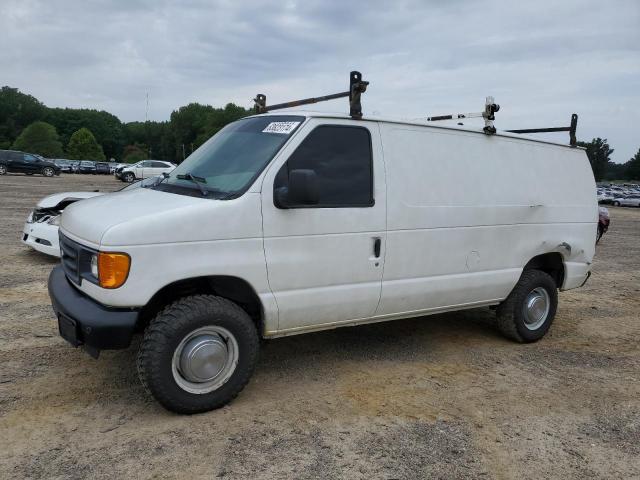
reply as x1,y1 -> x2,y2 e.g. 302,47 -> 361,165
0,173 -> 638,479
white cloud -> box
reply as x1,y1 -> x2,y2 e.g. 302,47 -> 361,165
1,0 -> 638,161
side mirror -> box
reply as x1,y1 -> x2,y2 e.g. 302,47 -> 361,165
276,169 -> 319,208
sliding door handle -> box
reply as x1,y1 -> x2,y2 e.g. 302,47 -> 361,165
373,237 -> 381,258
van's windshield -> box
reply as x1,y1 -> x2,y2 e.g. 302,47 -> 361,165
153,115 -> 304,199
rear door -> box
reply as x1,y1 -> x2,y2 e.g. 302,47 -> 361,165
135,161 -> 149,178
261,119 -> 387,331
151,161 -> 169,176
22,154 -> 40,174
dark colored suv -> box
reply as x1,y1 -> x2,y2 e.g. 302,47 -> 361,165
0,150 -> 61,177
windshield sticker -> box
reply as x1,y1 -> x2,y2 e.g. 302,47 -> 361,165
262,121 -> 300,134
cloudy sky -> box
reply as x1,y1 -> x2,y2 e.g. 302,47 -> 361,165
1,0 -> 639,162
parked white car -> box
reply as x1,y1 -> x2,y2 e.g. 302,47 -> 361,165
48,112 -> 597,414
119,160 -> 176,182
612,195 -> 640,207
23,191 -> 105,256
23,181 -> 149,257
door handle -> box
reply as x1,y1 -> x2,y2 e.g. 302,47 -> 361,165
373,237 -> 381,258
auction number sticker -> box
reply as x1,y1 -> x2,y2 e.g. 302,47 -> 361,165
262,121 -> 300,134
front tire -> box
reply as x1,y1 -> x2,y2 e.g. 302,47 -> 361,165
496,269 -> 558,343
613,201 -> 620,206
42,167 -> 55,177
124,172 -> 135,183
0,165 -> 6,175
137,295 -> 259,414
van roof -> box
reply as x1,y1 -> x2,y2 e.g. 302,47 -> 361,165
252,111 -> 584,151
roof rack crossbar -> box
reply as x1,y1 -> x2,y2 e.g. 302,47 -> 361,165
254,70 -> 369,119
422,97 -> 501,135
506,114 -> 578,146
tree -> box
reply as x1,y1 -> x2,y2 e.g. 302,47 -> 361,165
626,148 -> 640,180
12,121 -> 64,157
576,138 -> 614,181
46,108 -> 125,160
0,86 -> 46,148
66,127 -> 106,161
124,120 -> 173,161
121,144 -> 148,163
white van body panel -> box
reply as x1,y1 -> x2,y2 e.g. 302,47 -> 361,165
260,118 -> 387,331
60,189 -> 280,331
376,123 -> 596,316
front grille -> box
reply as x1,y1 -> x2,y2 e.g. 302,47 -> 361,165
59,233 -> 81,284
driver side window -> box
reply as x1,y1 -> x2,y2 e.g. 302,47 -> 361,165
274,125 -> 374,208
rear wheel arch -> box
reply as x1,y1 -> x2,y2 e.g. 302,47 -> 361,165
523,252 -> 565,289
138,275 -> 264,335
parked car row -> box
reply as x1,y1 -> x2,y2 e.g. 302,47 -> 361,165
597,184 -> 640,207
1,149 -> 180,181
115,160 -> 176,182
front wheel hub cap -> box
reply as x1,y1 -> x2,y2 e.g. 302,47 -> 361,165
179,334 -> 227,382
172,326 -> 239,394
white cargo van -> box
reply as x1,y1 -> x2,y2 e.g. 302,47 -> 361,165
48,109 -> 596,413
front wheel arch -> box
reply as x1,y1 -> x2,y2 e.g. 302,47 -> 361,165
137,275 -> 264,336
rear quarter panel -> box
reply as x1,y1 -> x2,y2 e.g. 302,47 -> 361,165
377,123 -> 596,315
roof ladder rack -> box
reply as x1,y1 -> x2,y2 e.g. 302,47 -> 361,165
506,113 -> 579,147
422,97 -> 578,146
254,70 -> 369,119
422,96 -> 501,135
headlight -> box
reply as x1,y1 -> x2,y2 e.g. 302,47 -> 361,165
95,252 -> 131,289
90,254 -> 99,277
26,211 -> 34,223
48,216 -> 60,226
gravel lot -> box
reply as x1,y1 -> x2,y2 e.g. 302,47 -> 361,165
1,174 -> 638,479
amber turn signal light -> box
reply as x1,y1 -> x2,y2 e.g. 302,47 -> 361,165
97,252 -> 130,289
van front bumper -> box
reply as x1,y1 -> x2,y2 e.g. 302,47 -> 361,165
48,265 -> 138,357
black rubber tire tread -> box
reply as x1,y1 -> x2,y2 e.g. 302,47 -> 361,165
137,294 -> 259,414
496,269 -> 558,343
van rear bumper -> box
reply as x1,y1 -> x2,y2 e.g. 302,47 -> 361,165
48,265 -> 138,357
561,261 -> 592,291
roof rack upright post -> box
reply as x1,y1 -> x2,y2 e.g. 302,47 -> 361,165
253,71 -> 369,119
482,96 -> 500,134
348,71 -> 369,119
505,113 -> 579,147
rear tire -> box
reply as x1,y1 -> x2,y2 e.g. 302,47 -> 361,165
496,269 -> 558,343
137,295 -> 259,414
0,165 -> 6,175
613,201 -> 620,206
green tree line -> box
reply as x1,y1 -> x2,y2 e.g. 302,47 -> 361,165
576,138 -> 640,182
1,85 -> 638,177
0,86 -> 251,163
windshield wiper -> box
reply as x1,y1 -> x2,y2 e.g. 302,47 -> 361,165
177,173 -> 209,196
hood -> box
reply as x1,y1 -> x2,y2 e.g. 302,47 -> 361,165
60,187 -> 262,247
37,191 -> 104,209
